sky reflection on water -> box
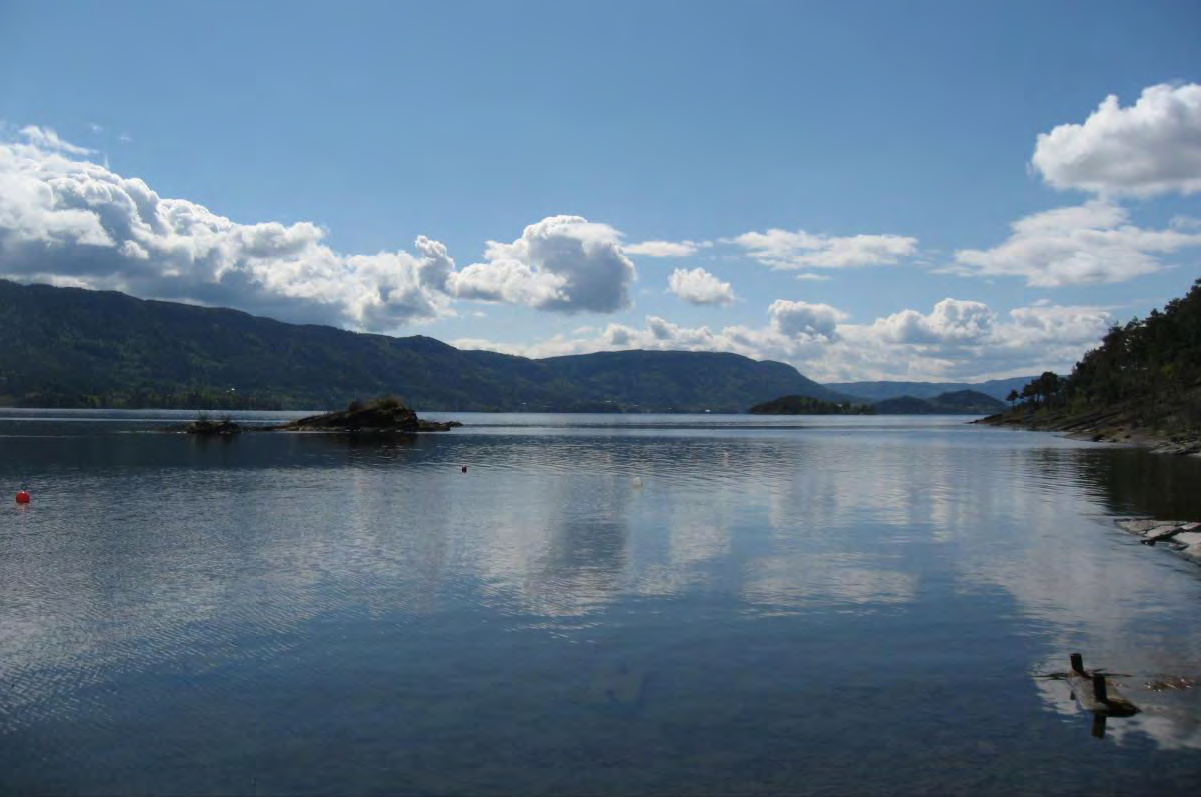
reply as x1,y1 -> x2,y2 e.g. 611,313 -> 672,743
1,413 -> 1199,794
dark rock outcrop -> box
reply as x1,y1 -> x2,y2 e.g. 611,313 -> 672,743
269,396 -> 460,433
185,416 -> 242,435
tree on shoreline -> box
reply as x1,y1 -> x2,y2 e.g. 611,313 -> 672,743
1015,278 -> 1201,425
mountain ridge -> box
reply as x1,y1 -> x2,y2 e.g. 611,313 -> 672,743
825,377 -> 1034,402
0,280 -> 855,411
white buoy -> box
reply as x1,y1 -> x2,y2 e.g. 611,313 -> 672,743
631,476 -> 644,488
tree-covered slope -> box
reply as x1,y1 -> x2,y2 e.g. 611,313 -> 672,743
0,280 -> 844,412
539,349 -> 857,412
983,278 -> 1201,451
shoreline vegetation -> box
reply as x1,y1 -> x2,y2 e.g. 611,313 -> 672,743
976,394 -> 1201,455
183,396 -> 461,435
976,278 -> 1201,457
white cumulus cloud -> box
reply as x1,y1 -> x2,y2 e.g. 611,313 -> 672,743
667,267 -> 735,305
0,127 -> 454,330
449,215 -> 636,314
768,300 -> 847,340
951,200 -> 1201,286
870,298 -> 995,344
1032,83 -> 1201,196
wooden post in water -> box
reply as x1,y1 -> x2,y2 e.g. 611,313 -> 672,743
1064,653 -> 1139,718
1092,673 -> 1109,703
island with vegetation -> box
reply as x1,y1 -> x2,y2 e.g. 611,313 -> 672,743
980,278 -> 1201,454
748,395 -> 873,415
183,396 -> 461,436
748,388 -> 1003,415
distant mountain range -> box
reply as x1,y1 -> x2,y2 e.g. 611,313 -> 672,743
825,377 -> 1034,402
0,280 -> 854,412
873,389 -> 1006,415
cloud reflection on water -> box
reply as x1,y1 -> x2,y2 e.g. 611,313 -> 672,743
2,418 -> 1200,755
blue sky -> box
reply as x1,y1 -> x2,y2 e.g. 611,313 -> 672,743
1,0 -> 1199,383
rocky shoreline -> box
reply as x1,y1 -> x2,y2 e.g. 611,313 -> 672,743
976,401 -> 1201,456
1115,519 -> 1201,564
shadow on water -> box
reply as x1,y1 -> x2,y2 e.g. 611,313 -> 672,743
1076,447 -> 1201,520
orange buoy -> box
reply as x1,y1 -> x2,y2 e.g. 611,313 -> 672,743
15,490 -> 31,505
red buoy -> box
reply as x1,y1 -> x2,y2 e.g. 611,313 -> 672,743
15,490 -> 31,505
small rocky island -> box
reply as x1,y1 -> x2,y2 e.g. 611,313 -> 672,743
185,396 -> 460,435
271,395 -> 461,433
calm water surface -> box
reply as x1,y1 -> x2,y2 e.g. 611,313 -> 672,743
2,410 -> 1200,795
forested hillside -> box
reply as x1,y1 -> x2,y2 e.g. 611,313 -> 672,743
986,278 -> 1201,449
0,280 -> 852,411
1065,278 -> 1201,410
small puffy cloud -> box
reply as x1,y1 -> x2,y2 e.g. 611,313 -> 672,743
1032,83 -> 1201,196
624,239 -> 706,257
0,127 -> 452,330
449,215 -> 636,314
951,200 -> 1201,286
667,267 -> 735,305
768,299 -> 847,340
730,228 -> 918,270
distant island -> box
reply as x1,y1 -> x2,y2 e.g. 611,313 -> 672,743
873,389 -> 1005,415
749,389 -> 1004,415
748,395 -> 872,415
979,278 -> 1201,455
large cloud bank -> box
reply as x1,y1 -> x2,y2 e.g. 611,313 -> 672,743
0,128 -> 638,329
0,127 -> 455,328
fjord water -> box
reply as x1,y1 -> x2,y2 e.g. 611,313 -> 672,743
2,411 -> 1199,795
